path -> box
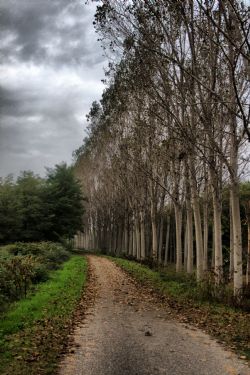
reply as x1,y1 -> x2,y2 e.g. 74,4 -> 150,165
59,256 -> 250,375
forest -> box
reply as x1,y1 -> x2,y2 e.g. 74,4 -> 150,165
0,164 -> 84,302
0,163 -> 84,243
74,0 -> 250,298
0,1 -> 250,374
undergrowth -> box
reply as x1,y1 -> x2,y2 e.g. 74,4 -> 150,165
0,255 -> 87,375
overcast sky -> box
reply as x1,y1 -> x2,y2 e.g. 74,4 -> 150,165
0,0 -> 106,178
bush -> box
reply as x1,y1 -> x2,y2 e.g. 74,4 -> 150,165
0,242 -> 71,311
0,255 -> 38,300
0,262 -> 16,310
8,242 -> 70,269
31,263 -> 49,283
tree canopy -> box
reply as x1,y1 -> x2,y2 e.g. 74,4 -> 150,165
0,164 -> 85,244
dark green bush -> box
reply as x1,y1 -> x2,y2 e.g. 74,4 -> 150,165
0,261 -> 16,301
31,263 -> 49,283
0,242 -> 70,311
8,242 -> 70,269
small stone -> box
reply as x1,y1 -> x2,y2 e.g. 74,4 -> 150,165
239,355 -> 246,359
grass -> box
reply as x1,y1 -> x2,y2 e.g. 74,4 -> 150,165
109,256 -> 250,361
108,257 -> 197,299
0,255 -> 87,375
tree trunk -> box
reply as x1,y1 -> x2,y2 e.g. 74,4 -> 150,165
132,225 -> 137,258
203,194 -> 209,272
184,219 -> 188,271
212,196 -> 223,282
150,191 -> 158,261
128,225 -> 133,256
230,183 -> 243,295
246,210 -> 250,285
174,203 -> 182,272
158,215 -> 164,265
186,199 -> 193,274
189,162 -> 203,281
124,216 -> 129,254
140,211 -> 146,260
229,204 -> 234,280
164,215 -> 170,266
135,215 -> 141,260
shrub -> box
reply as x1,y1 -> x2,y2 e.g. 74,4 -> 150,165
0,242 -> 70,311
8,242 -> 70,269
0,255 -> 38,300
31,263 -> 49,283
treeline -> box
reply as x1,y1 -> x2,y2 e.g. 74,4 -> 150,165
0,163 -> 84,244
75,0 -> 250,296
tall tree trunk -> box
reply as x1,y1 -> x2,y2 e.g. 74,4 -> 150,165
150,188 -> 158,261
228,2 -> 243,297
158,215 -> 164,265
212,195 -> 223,282
128,225 -> 133,256
203,190 -> 209,272
140,210 -> 146,260
186,202 -> 193,274
132,225 -> 137,258
246,203 -> 250,285
164,215 -> 170,266
229,204 -> 234,280
184,219 -> 188,271
135,215 -> 141,260
189,161 -> 203,281
174,203 -> 182,272
124,215 -> 129,254
230,183 -> 243,295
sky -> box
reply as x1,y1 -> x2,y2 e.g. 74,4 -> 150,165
0,0 -> 106,178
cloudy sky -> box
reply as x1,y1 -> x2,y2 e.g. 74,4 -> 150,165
0,0 -> 106,177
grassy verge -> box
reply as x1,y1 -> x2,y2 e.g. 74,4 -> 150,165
0,255 -> 87,375
109,257 -> 250,361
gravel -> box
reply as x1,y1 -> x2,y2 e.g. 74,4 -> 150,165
58,256 -> 250,375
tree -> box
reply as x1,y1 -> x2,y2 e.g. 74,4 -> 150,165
16,171 -> 45,241
0,175 -> 22,243
75,0 -> 249,298
42,163 -> 85,241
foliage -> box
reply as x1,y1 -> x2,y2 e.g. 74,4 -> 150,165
8,242 -> 70,268
76,0 -> 250,296
1,255 -> 37,299
0,164 -> 85,244
0,176 -> 23,243
42,163 -> 85,241
0,242 -> 70,310
0,256 -> 87,375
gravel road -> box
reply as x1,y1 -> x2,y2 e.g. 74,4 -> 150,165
59,256 -> 250,375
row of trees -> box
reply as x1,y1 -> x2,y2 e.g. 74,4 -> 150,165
75,0 -> 250,296
0,164 -> 84,243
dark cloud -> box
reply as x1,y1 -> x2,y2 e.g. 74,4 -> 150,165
0,0 -> 101,67
0,0 -> 106,177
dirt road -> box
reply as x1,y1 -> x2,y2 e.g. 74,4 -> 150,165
59,256 -> 250,375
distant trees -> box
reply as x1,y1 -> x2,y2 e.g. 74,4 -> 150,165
0,164 -> 84,243
75,0 -> 250,297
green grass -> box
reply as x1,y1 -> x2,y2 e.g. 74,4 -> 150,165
109,257 -> 196,299
0,255 -> 87,375
109,256 -> 250,360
